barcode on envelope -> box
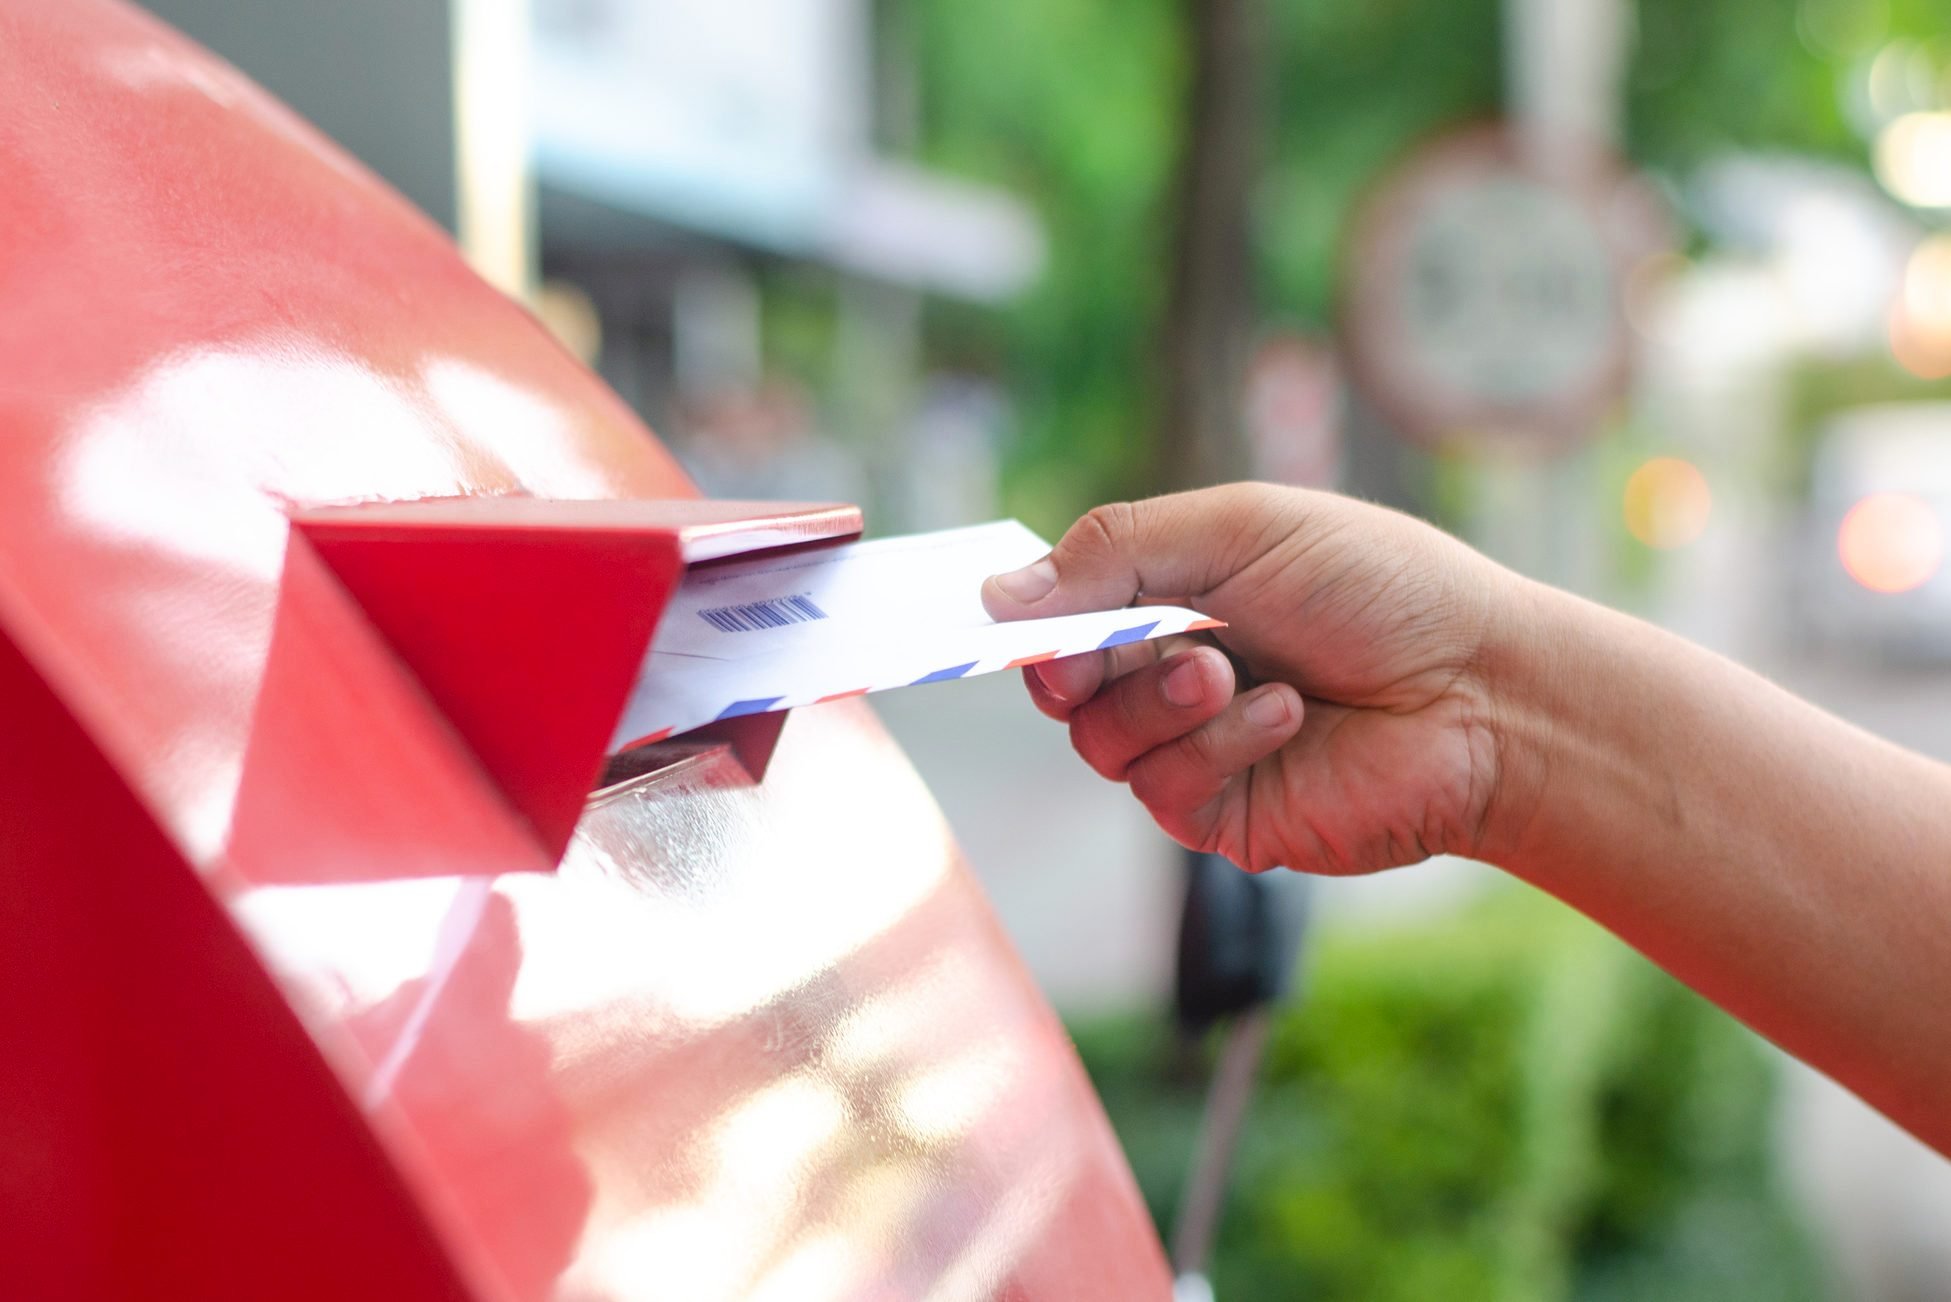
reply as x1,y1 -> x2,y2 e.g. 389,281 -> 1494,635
698,593 -> 831,632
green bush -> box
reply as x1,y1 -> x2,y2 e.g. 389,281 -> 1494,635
1068,889 -> 1827,1302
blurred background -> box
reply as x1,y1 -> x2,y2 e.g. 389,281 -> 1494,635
141,0 -> 1951,1296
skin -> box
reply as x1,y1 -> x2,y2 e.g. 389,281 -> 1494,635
982,483 -> 1951,1155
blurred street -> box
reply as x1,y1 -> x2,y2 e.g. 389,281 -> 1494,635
876,671 -> 1183,1011
1779,655 -> 1951,764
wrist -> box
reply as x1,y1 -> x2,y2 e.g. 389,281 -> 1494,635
1466,573 -> 1579,874
1471,574 -> 1690,886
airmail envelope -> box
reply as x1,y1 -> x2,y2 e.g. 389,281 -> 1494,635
609,520 -> 1222,748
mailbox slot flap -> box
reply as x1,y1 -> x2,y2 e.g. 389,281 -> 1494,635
293,497 -> 861,866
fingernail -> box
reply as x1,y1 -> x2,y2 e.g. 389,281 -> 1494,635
1034,655 -> 1095,702
1245,688 -> 1291,728
992,556 -> 1057,604
1162,655 -> 1205,708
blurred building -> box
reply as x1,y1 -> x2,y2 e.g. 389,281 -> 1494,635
141,0 -> 1043,518
137,0 -> 463,231
529,0 -> 1040,489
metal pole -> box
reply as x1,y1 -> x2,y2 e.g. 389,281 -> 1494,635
1170,1008 -> 1274,1297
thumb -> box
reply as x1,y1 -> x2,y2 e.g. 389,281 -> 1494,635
982,486 -> 1288,621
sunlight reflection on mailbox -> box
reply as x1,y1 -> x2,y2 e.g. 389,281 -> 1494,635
895,1038 -> 1024,1144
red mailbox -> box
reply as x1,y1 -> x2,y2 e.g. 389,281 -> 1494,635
0,2 -> 1172,1297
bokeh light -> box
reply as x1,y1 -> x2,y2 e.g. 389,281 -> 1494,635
1795,0 -> 1887,63
1874,111 -> 1951,208
1896,235 -> 1951,378
1837,492 -> 1944,593
1622,457 -> 1712,549
1865,41 -> 1941,122
1902,234 -> 1951,330
1890,234 -> 1951,378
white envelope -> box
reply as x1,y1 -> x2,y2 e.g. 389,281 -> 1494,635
609,520 -> 1221,747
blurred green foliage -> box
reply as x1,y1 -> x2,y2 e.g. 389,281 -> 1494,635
893,0 -> 1949,532
1629,0 -> 1855,172
904,0 -> 1504,531
1630,0 -> 1949,172
903,0 -> 1185,528
1069,889 -> 1827,1302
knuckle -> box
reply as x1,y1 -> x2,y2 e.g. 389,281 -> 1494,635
1127,743 -> 1200,812
1130,722 -> 1226,809
1214,480 -> 1283,524
1126,757 -> 1178,810
1239,843 -> 1285,874
1146,787 -> 1225,859
1217,481 -> 1270,509
1071,665 -> 1175,778
1175,718 -> 1225,773
1151,810 -> 1210,856
1110,668 -> 1160,735
1068,714 -> 1131,782
1073,501 -> 1139,558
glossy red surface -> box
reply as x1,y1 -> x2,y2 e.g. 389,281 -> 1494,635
0,2 -> 1171,1298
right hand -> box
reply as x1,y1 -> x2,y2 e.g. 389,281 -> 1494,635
980,484 -> 1531,876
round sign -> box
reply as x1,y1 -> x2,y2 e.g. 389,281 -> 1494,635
1339,124 -> 1668,451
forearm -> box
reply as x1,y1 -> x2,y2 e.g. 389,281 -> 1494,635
1487,580 -> 1951,1152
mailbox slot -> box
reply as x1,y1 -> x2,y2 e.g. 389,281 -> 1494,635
295,496 -> 859,866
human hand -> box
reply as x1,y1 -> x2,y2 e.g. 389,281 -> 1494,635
989,485 -> 1951,1157
981,484 -> 1527,875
